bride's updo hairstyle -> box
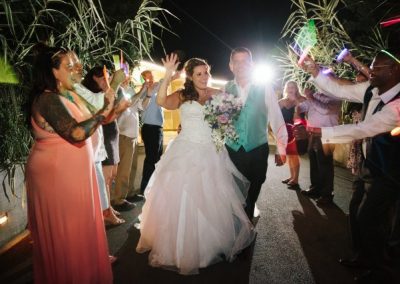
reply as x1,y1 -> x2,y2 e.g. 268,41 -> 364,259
181,58 -> 209,102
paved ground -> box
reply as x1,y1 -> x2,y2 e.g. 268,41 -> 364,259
109,152 -> 357,284
1,146 -> 399,283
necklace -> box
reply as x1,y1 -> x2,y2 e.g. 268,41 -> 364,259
61,91 -> 75,103
198,88 -> 209,102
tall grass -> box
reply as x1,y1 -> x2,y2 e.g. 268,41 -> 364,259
276,0 -> 391,123
0,84 -> 32,200
0,0 -> 174,198
277,0 -> 388,87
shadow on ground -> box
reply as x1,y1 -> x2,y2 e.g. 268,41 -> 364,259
292,192 -> 354,284
112,224 -> 256,284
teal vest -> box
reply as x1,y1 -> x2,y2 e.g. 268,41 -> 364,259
225,81 -> 268,152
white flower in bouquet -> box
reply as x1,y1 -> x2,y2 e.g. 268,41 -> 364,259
204,92 -> 243,151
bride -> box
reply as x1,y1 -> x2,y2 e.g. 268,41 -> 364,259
136,54 -> 255,275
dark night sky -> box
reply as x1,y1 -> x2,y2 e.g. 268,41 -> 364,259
152,0 -> 292,80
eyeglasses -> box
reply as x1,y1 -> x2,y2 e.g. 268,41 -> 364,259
369,64 -> 393,70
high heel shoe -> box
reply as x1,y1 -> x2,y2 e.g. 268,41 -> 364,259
111,207 -> 121,216
109,255 -> 118,264
104,216 -> 125,226
103,208 -> 125,226
281,178 -> 291,184
287,182 -> 300,190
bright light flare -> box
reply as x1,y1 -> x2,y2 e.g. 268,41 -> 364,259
0,213 -> 8,225
252,63 -> 274,84
391,126 -> 400,136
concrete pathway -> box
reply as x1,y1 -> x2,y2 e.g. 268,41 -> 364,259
3,146 -> 398,283
108,152 -> 358,284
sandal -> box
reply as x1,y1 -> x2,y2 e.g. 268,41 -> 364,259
111,207 -> 121,216
104,216 -> 125,226
281,178 -> 291,184
287,182 -> 300,190
103,209 -> 125,225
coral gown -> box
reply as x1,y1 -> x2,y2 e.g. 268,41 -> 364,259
26,97 -> 112,284
136,100 -> 255,275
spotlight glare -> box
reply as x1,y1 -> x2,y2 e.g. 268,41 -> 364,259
0,212 -> 8,225
252,63 -> 274,84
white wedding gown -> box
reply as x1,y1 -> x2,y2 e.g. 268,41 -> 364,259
136,100 -> 255,275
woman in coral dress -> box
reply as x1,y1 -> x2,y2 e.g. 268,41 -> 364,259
26,45 -> 115,284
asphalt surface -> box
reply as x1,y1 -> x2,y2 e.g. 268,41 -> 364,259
3,150 -> 399,283
109,153 -> 358,284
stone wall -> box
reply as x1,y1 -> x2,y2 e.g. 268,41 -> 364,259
0,166 -> 27,248
333,143 -> 351,168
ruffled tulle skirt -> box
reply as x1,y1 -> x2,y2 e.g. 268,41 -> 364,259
136,137 -> 255,275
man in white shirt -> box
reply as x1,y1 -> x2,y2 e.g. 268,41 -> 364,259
113,81 -> 150,210
300,49 -> 400,282
224,47 -> 288,221
297,89 -> 341,205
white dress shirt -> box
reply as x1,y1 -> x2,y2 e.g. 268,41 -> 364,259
73,83 -> 107,162
297,92 -> 341,128
233,80 -> 288,155
117,103 -> 142,139
73,83 -> 104,110
117,86 -> 144,139
311,73 -> 400,156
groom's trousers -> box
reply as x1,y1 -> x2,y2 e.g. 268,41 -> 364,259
226,143 -> 269,220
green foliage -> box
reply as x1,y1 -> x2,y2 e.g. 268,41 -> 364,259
0,0 -> 174,75
279,0 -> 363,86
0,0 -> 70,77
57,0 -> 177,69
341,0 -> 400,49
0,84 -> 33,200
0,0 -> 173,199
276,0 -> 398,123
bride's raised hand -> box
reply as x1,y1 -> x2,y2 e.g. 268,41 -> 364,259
157,53 -> 180,108
162,53 -> 180,74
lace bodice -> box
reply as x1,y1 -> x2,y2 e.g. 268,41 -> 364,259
177,101 -> 212,144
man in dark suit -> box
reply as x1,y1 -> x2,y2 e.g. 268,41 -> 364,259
299,49 -> 400,283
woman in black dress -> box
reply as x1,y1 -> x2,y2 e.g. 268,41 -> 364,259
278,81 -> 306,189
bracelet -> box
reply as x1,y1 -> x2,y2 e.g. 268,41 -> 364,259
94,114 -> 106,123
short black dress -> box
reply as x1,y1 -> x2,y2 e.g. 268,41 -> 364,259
102,121 -> 120,165
281,106 -> 298,155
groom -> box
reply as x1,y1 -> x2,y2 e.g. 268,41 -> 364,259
225,47 -> 288,220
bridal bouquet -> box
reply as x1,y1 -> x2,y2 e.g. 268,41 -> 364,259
204,92 -> 243,151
